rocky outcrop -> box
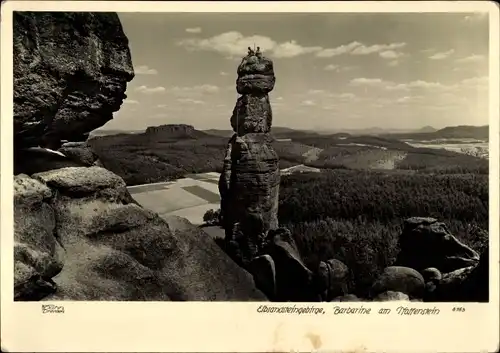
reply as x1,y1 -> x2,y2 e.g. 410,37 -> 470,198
426,246 -> 489,302
14,12 -> 134,150
14,167 -> 266,301
395,217 -> 480,273
14,175 -> 64,300
58,142 -> 100,166
219,48 -> 280,264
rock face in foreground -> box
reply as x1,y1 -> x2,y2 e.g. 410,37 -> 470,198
14,12 -> 134,149
395,217 -> 480,273
14,167 -> 266,301
220,48 -> 280,264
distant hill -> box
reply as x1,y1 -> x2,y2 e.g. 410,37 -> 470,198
89,128 -> 144,137
383,125 -> 489,141
88,123 -> 488,186
416,125 -> 437,133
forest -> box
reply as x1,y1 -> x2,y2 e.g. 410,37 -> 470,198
277,170 -> 489,296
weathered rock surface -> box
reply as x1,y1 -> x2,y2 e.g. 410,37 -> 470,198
373,291 -> 410,301
249,254 -> 277,300
14,148 -> 86,175
236,49 -> 275,94
370,266 -> 426,300
14,167 -> 266,301
331,294 -> 361,302
219,133 -> 280,262
14,12 -> 134,149
428,246 -> 489,302
58,142 -> 99,166
317,259 -> 350,301
231,94 -> 272,134
261,228 -> 320,301
395,217 -> 480,273
14,175 -> 64,300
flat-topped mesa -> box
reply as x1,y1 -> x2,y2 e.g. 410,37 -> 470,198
219,48 -> 280,266
231,47 -> 276,136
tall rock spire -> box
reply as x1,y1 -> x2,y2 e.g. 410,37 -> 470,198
219,47 -> 280,266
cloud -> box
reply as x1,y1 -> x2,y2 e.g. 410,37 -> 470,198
134,65 -> 158,75
315,42 -> 362,57
157,104 -> 168,108
124,99 -> 139,104
301,100 -> 316,106
177,98 -> 205,105
428,49 -> 455,60
460,76 -> 488,89
336,93 -> 356,99
177,31 -> 277,58
178,32 -> 407,60
396,95 -> 424,103
272,40 -> 322,58
379,50 -> 405,59
307,89 -> 326,95
186,27 -> 202,33
275,96 -> 284,101
455,54 -> 486,63
135,85 -> 166,94
350,42 -> 406,55
220,71 -> 229,76
387,80 -> 452,91
349,78 -> 385,86
170,84 -> 220,95
464,13 -> 488,22
350,78 -> 458,91
324,64 -> 339,71
388,60 -> 399,67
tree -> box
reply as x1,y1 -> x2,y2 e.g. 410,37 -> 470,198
203,208 -> 221,226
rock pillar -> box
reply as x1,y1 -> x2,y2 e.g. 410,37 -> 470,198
219,47 -> 280,266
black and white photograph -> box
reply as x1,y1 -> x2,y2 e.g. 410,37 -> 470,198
9,7 -> 493,303
2,1 -> 499,351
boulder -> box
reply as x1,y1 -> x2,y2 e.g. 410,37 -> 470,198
58,142 -> 99,166
373,291 -> 410,301
395,217 -> 479,273
317,259 -> 350,301
262,228 -> 319,301
13,12 -> 134,149
331,294 -> 361,302
14,167 -> 266,301
249,254 -> 277,300
370,266 -> 426,300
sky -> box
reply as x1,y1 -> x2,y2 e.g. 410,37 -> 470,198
102,12 -> 490,132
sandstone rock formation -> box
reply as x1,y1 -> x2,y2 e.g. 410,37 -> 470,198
58,142 -> 100,166
219,48 -> 280,265
395,217 -> 480,273
317,259 -> 350,301
425,246 -> 489,302
14,167 -> 266,301
14,12 -> 134,150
